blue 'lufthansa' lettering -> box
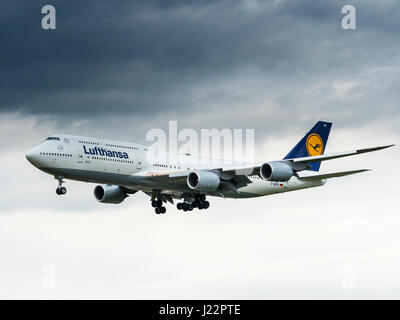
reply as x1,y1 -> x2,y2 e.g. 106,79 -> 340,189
83,145 -> 129,159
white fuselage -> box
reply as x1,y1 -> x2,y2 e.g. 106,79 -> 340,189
26,134 -> 325,199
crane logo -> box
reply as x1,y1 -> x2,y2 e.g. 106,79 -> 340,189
306,133 -> 323,156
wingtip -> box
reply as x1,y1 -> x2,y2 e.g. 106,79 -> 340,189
355,169 -> 371,173
376,144 -> 395,151
383,144 -> 395,149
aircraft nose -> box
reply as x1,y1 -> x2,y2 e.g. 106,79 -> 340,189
26,147 -> 40,167
26,149 -> 33,161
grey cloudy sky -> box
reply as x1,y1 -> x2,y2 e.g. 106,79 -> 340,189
0,0 -> 399,299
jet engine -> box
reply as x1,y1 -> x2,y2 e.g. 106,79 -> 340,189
187,171 -> 220,191
260,161 -> 293,182
94,185 -> 128,204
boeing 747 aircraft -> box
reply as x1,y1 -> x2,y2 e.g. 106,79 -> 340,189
26,121 -> 393,214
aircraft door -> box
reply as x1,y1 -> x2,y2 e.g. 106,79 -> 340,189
51,153 -> 57,166
77,151 -> 84,164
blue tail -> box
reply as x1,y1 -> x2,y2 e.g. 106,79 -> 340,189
283,121 -> 332,171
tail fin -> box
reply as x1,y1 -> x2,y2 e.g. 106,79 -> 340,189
283,121 -> 332,171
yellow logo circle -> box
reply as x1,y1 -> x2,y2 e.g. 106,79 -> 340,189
306,133 -> 324,156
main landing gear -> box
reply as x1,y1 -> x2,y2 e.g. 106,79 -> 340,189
176,202 -> 193,212
176,194 -> 210,212
55,176 -> 67,195
150,193 -> 210,214
151,198 -> 166,214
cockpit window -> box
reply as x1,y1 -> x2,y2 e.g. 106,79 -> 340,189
46,137 -> 60,141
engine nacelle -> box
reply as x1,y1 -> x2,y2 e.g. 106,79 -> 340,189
187,171 -> 220,191
94,185 -> 127,204
260,161 -> 293,182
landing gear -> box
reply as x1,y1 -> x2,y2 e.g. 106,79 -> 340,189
182,203 -> 193,212
151,200 -> 158,208
155,205 -> 166,214
193,194 -> 209,210
152,198 -> 166,214
55,176 -> 67,196
56,187 -> 67,195
176,194 -> 210,212
151,193 -> 210,214
177,202 -> 188,211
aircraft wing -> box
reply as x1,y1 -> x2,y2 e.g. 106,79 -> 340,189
129,144 -> 393,195
129,169 -> 252,196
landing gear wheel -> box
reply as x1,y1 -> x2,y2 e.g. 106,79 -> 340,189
156,199 -> 163,207
197,202 -> 204,210
152,200 -> 157,208
192,201 -> 198,208
160,206 -> 166,214
182,203 -> 188,212
203,200 -> 210,209
55,176 -> 66,196
177,203 -> 183,210
56,187 -> 67,195
188,204 -> 193,211
155,207 -> 161,214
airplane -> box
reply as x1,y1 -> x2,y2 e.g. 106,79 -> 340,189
26,121 -> 394,214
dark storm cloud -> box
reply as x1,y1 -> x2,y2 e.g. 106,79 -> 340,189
2,0 -> 272,116
0,0 -> 399,131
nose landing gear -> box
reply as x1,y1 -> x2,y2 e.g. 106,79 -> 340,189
55,176 -> 67,195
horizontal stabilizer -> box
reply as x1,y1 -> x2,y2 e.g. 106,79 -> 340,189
298,169 -> 370,181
